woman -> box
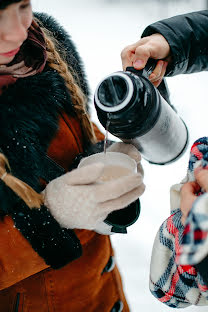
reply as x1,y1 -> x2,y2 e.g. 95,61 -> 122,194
0,1 -> 145,311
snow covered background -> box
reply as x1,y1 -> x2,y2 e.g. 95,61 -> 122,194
33,0 -> 208,311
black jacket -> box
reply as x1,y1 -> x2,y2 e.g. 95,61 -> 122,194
142,10 -> 208,283
142,10 -> 208,76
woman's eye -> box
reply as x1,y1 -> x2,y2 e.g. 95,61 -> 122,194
20,2 -> 31,9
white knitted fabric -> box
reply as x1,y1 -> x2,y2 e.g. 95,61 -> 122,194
43,155 -> 144,234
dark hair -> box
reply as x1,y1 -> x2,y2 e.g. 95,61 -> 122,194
0,0 -> 22,10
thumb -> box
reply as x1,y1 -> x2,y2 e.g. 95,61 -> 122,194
64,163 -> 105,185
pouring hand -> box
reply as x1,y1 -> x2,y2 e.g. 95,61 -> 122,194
121,33 -> 171,87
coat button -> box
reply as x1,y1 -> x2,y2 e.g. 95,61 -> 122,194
111,300 -> 124,312
102,256 -> 115,274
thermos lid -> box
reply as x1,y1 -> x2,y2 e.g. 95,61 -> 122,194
94,72 -> 134,112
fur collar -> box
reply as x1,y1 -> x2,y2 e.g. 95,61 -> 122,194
0,69 -> 73,191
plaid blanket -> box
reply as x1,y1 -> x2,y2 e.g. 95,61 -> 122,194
150,137 -> 208,308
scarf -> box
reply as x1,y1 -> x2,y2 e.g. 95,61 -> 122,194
0,19 -> 47,91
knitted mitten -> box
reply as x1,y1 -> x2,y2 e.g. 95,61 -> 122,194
43,161 -> 144,235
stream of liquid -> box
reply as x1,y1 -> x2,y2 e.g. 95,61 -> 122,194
104,117 -> 110,154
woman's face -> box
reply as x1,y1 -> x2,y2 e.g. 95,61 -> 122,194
0,0 -> 32,65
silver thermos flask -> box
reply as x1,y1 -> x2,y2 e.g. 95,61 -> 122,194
94,64 -> 189,165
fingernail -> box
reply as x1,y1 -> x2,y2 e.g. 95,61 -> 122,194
133,60 -> 144,68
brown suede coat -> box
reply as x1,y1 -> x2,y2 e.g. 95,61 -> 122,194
0,113 -> 129,312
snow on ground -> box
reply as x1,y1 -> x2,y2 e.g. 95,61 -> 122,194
33,1 -> 208,311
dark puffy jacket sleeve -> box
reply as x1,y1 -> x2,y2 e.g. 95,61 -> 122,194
142,10 -> 208,76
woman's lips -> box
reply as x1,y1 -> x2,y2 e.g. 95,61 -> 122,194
0,47 -> 20,57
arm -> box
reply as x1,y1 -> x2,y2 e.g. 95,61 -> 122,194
142,10 -> 208,76
121,10 -> 208,86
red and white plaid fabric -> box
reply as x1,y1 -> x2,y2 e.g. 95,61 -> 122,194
150,137 -> 208,307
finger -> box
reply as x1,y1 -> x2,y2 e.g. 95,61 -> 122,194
151,61 -> 168,87
121,41 -> 146,70
133,45 -> 151,69
161,61 -> 168,77
121,46 -> 135,70
95,173 -> 143,202
98,184 -> 145,212
65,163 -> 105,185
153,78 -> 163,88
149,60 -> 165,82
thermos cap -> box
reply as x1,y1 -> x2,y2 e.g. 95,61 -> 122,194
94,72 -> 134,112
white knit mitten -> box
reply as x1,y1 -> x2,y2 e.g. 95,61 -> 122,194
43,162 -> 144,234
